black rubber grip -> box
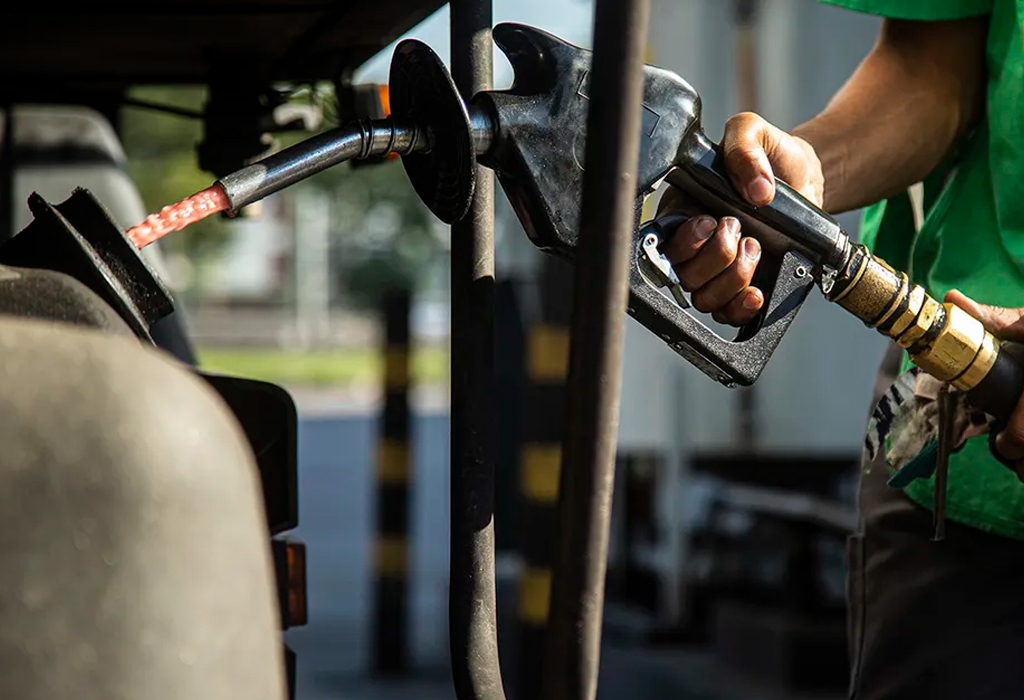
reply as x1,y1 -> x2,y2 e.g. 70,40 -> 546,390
967,343 -> 1024,424
665,132 -> 847,268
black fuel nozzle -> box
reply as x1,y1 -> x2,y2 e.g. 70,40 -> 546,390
468,24 -> 850,266
208,24 -> 847,386
467,23 -> 702,257
390,23 -> 849,387
438,22 -> 1024,410
205,26 -> 849,387
0,188 -> 174,343
203,25 -> 845,388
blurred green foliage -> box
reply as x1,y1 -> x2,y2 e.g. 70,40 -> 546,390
198,345 -> 448,387
320,160 -> 442,310
273,107 -> 443,309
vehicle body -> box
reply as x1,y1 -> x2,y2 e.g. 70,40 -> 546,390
0,4 -> 442,698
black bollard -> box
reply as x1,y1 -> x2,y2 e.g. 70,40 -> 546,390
371,286 -> 413,676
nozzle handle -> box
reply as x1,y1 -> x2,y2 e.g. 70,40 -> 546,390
665,131 -> 848,269
627,212 -> 816,387
624,129 -> 849,387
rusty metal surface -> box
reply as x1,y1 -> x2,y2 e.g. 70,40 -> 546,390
539,0 -> 651,698
447,1 -> 505,699
0,1 -> 444,88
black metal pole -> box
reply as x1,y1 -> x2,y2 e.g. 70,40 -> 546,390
285,644 -> 297,700
371,286 -> 413,676
448,1 -> 506,699
539,0 -> 651,698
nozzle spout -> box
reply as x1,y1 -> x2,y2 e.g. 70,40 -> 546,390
216,117 -> 434,213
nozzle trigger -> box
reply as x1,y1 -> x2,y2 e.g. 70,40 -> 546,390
640,227 -> 690,309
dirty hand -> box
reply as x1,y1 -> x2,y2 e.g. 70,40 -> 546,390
947,289 -> 1024,481
657,112 -> 824,326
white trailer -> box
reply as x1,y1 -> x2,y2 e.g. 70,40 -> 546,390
605,0 -> 889,637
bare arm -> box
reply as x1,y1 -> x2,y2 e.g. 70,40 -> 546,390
790,16 -> 990,213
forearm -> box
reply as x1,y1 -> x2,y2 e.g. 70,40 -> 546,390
790,17 -> 989,214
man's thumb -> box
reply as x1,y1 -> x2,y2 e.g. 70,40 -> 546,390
945,289 -> 1024,341
722,113 -> 777,207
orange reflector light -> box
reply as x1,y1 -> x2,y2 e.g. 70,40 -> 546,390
348,84 -> 400,166
286,541 -> 307,627
273,538 -> 307,629
376,85 -> 398,159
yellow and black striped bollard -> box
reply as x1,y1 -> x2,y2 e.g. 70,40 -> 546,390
517,256 -> 573,699
371,287 -> 412,676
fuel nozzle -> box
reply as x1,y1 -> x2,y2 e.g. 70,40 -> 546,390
117,36 -> 501,253
215,117 -> 434,214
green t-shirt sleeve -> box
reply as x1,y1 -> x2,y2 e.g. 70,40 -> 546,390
816,0 -> 993,19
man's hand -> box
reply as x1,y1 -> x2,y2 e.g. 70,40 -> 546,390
946,289 -> 1024,481
657,111 -> 824,326
654,15 -> 988,328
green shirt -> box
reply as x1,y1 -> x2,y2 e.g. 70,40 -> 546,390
815,0 -> 1024,539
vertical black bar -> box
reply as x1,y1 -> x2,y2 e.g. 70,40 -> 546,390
371,287 -> 412,676
449,0 -> 505,698
494,277 -> 526,553
539,0 -> 651,699
285,644 -> 297,700
0,104 -> 14,243
516,256 -> 574,700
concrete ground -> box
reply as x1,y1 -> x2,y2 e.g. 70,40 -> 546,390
281,388 -> 846,700
287,619 -> 845,700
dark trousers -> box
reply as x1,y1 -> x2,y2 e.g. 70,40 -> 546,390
848,343 -> 1024,699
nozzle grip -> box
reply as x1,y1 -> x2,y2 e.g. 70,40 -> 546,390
665,133 -> 846,268
968,341 -> 1024,424
627,132 -> 846,387
629,215 -> 816,387
973,341 -> 1024,473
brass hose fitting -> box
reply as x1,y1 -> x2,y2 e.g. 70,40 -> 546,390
825,243 -> 1000,396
